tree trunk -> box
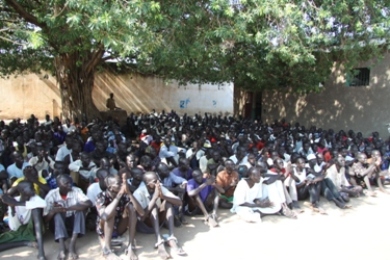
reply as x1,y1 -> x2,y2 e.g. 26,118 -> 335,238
55,52 -> 102,123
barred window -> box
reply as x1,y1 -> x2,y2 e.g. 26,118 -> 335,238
346,68 -> 370,87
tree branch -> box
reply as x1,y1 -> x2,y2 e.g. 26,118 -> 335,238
4,0 -> 47,29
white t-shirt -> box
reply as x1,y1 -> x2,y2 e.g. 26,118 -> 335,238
87,182 -> 102,206
8,195 -> 47,231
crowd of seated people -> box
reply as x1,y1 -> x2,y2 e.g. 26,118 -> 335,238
0,111 -> 389,260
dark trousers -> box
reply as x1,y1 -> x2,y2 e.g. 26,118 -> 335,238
307,182 -> 321,204
49,211 -> 85,242
321,178 -> 341,201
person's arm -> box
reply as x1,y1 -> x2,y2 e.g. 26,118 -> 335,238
7,185 -> 18,196
159,184 -> 182,206
97,195 -> 122,221
0,193 -> 25,207
0,169 -> 7,181
211,182 -> 225,193
67,200 -> 92,211
187,180 -> 211,197
68,160 -> 81,172
143,185 -> 160,217
357,164 -> 376,177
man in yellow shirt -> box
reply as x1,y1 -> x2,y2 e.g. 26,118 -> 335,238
8,166 -> 50,198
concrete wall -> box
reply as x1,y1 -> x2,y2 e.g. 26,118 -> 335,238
0,73 -> 62,120
0,71 -> 233,120
94,72 -> 233,116
261,53 -> 390,137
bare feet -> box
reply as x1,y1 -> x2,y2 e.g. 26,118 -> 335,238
167,238 -> 187,257
207,214 -> 219,227
157,244 -> 171,260
57,250 -> 66,260
68,252 -> 79,260
126,245 -> 138,260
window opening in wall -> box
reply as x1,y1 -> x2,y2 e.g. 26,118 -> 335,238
346,67 -> 370,87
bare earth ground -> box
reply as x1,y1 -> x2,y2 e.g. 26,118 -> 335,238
1,191 -> 390,260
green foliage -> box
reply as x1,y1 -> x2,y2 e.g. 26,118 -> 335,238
1,0 -> 390,95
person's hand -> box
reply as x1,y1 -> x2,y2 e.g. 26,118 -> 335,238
116,183 -> 127,199
51,202 -> 67,214
206,176 -> 216,186
152,182 -> 161,200
230,178 -> 238,187
1,194 -> 14,205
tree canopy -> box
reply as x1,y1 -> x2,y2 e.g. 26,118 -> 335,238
1,0 -> 390,118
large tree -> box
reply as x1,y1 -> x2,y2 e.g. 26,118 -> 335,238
1,0 -> 165,119
1,0 -> 390,119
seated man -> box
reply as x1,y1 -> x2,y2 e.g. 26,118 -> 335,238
171,158 -> 193,180
326,155 -> 363,200
96,174 -> 144,260
133,171 -> 186,259
231,166 -> 279,223
7,151 -> 30,185
216,159 -> 239,209
186,169 -> 224,227
306,154 -> 348,210
29,145 -> 55,177
43,174 -> 92,260
87,168 -> 109,207
284,157 -> 308,211
206,150 -> 225,176
126,168 -> 144,193
158,136 -> 179,167
68,152 -> 97,192
156,162 -> 187,226
0,181 -> 47,260
349,152 -> 377,197
8,166 -> 50,198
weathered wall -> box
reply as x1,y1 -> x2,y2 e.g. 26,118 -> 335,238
0,73 -> 62,120
0,71 -> 233,120
94,72 -> 233,116
262,53 -> 390,137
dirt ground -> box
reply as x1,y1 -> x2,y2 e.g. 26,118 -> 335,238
1,190 -> 390,260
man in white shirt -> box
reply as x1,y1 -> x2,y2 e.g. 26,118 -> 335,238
326,155 -> 363,200
68,152 -> 97,192
43,174 -> 92,260
55,135 -> 73,162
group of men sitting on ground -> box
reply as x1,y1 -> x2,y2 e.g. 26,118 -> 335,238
0,111 -> 389,260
